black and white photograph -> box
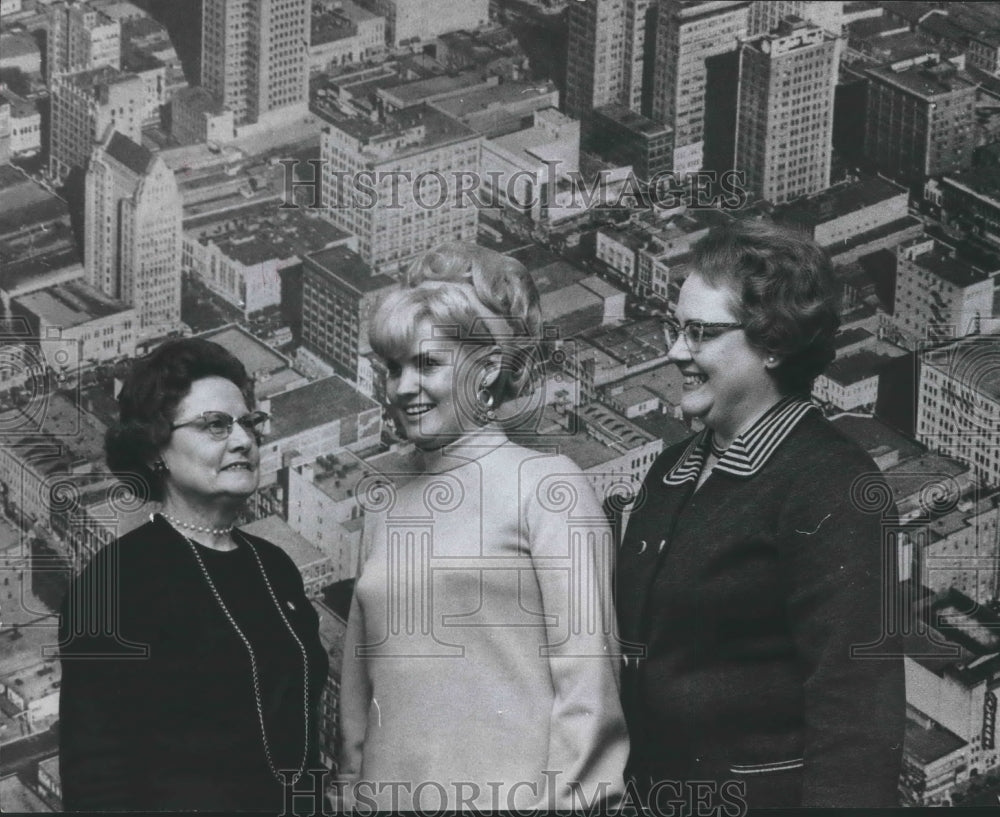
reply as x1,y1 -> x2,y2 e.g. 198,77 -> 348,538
1,0 -> 1000,812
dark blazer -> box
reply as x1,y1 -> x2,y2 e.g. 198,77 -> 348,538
616,398 -> 906,808
58,515 -> 329,812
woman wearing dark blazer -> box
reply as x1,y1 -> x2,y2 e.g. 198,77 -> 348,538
616,221 -> 906,808
58,339 -> 328,811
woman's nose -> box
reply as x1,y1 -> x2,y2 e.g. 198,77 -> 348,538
666,334 -> 691,363
394,365 -> 419,396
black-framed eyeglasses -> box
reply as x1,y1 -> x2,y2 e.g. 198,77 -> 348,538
170,410 -> 270,441
662,316 -> 745,353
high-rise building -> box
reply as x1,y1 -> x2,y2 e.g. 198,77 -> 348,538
319,103 -> 480,274
747,0 -> 843,37
565,0 -> 627,120
917,336 -> 1000,490
735,16 -> 839,204
355,0 -> 489,49
651,0 -> 750,175
301,245 -> 394,382
201,0 -> 310,126
49,65 -> 143,180
891,235 -> 998,350
624,0 -> 656,115
864,60 -> 977,186
46,0 -> 121,82
84,131 -> 182,334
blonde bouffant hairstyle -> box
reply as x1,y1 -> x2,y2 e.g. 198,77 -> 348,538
369,241 -> 549,407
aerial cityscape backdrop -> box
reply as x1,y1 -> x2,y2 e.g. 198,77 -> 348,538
2,0 -> 1000,809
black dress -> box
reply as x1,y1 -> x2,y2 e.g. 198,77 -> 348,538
58,514 -> 329,812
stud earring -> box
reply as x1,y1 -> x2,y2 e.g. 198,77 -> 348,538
476,383 -> 496,422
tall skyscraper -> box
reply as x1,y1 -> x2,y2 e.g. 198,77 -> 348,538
864,60 -> 977,186
319,104 -> 479,275
355,0 -> 489,48
201,0 -> 310,126
46,0 -> 121,82
735,17 -> 839,204
747,1 -> 843,37
651,0 -> 750,175
49,65 -> 143,180
624,0 -> 656,115
84,131 -> 182,334
565,0 -> 627,120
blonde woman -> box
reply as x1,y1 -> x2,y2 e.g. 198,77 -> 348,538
338,242 -> 628,811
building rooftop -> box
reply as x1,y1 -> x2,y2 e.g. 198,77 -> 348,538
904,708 -> 968,765
944,165 -> 1000,206
200,207 -> 351,267
61,64 -> 139,91
527,259 -> 587,295
312,7 -> 359,46
0,32 -> 40,61
304,245 -> 394,294
430,78 -> 557,119
906,240 -> 993,288
835,327 -> 875,349
322,104 -> 477,162
0,775 -> 49,813
2,248 -> 82,293
591,103 -> 672,138
883,453 -> 970,505
379,71 -> 491,109
243,515 -> 329,568
269,375 -> 379,439
921,336 -> 1000,401
0,90 -> 38,119
772,173 -> 907,229
831,414 -> 925,462
866,60 -> 977,98
13,279 -> 131,327
586,319 -> 670,370
121,48 -> 164,74
104,131 -> 155,176
824,349 -> 894,386
197,324 -> 290,379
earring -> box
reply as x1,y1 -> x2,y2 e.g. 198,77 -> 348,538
476,384 -> 496,422
152,459 -> 168,473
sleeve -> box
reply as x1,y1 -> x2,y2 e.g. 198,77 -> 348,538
778,452 -> 906,807
524,456 -> 630,811
335,515 -> 377,805
58,549 -> 151,811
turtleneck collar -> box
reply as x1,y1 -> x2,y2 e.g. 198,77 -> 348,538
410,425 -> 510,475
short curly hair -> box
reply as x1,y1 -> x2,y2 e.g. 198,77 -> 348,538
692,220 -> 841,395
105,338 -> 254,501
369,241 -> 548,406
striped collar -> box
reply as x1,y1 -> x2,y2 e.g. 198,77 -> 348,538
663,396 -> 819,485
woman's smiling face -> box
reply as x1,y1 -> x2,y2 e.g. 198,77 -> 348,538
668,273 -> 780,443
384,319 -> 480,450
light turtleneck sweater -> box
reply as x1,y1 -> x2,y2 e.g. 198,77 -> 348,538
338,429 -> 629,812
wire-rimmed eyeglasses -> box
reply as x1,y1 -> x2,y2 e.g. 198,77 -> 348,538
170,410 -> 270,441
662,316 -> 745,353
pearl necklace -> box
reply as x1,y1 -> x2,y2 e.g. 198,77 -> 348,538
173,524 -> 311,785
160,511 -> 233,537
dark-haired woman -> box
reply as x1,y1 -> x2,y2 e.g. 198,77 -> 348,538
58,338 -> 328,812
616,221 -> 906,808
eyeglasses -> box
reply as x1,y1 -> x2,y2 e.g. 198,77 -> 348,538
170,410 -> 270,441
662,316 -> 745,353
